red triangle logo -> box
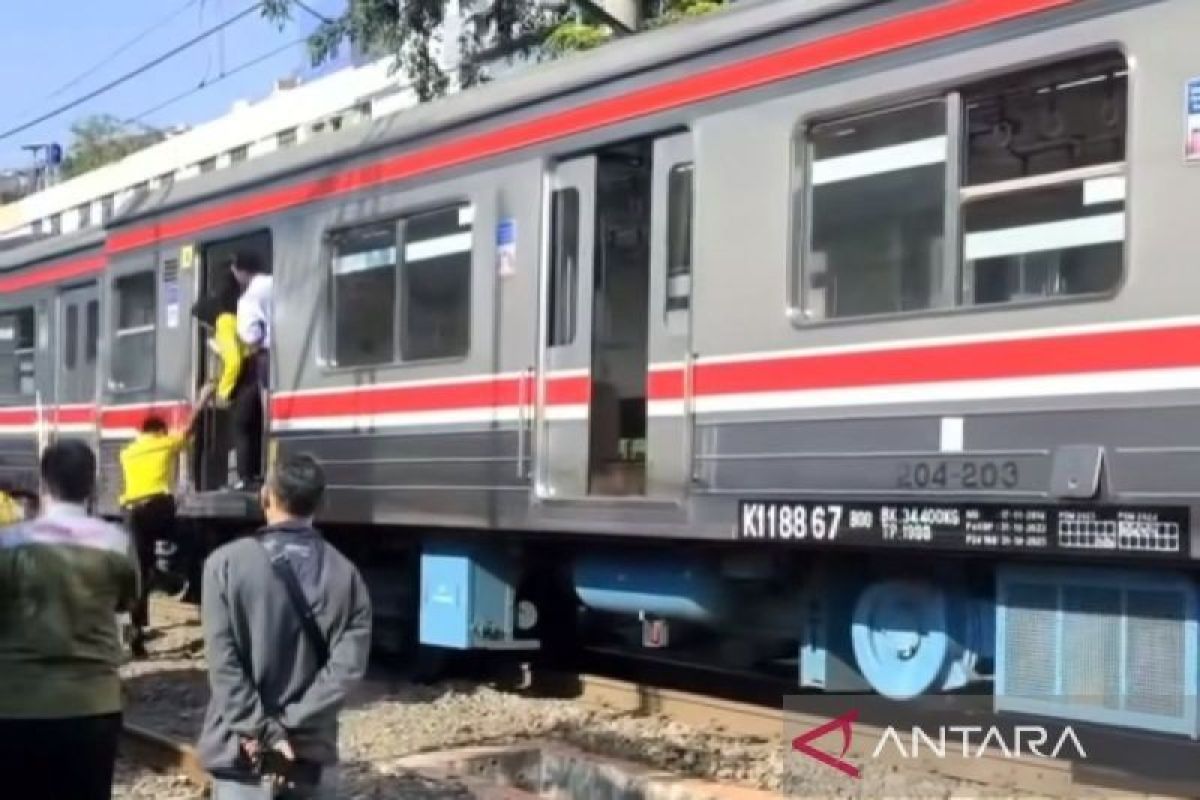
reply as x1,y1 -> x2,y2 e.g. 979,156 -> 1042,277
791,709 -> 861,779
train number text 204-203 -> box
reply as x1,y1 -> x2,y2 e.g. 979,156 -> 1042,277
898,461 -> 1019,491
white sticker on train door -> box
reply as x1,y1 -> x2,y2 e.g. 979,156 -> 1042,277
497,218 -> 516,277
164,276 -> 180,329
1186,77 -> 1200,162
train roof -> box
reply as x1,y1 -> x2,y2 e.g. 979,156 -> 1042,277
109,0 -> 871,230
0,227 -> 105,274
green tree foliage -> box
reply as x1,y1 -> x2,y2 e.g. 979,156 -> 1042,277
262,0 -> 727,102
61,115 -> 165,179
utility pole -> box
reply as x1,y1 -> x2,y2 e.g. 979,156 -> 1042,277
20,143 -> 62,191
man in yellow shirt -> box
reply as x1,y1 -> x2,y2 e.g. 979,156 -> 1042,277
193,283 -> 258,489
119,385 -> 212,656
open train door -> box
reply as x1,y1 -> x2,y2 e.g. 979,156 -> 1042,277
535,133 -> 696,501
534,155 -> 597,499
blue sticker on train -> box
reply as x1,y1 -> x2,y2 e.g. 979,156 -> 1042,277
497,219 -> 516,246
1188,77 -> 1200,115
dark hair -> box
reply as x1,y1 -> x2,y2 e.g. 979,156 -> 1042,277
40,439 -> 96,504
191,279 -> 240,325
141,415 -> 168,434
229,251 -> 264,277
268,453 -> 326,518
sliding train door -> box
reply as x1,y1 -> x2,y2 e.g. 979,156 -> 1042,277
56,282 -> 100,443
535,156 -> 597,499
535,131 -> 696,502
645,133 -> 694,499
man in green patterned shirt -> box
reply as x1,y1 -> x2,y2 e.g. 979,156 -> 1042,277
0,439 -> 139,799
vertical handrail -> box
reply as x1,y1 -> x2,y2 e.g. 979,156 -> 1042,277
684,351 -> 698,482
515,368 -> 527,478
516,366 -> 536,479
35,390 -> 46,456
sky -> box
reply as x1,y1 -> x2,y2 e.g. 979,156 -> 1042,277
0,0 -> 350,168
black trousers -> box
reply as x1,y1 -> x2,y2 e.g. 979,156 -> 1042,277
232,366 -> 263,483
0,713 -> 122,800
124,494 -> 176,632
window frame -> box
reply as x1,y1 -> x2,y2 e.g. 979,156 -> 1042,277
109,270 -> 157,394
84,299 -> 99,366
0,306 -> 38,401
547,187 -> 581,347
790,48 -> 1129,329
326,220 -> 400,369
322,199 -> 475,373
64,303 -> 79,370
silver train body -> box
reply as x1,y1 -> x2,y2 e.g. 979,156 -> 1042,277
3,0 -> 1200,742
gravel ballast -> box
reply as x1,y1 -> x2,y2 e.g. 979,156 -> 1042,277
113,601 -> 1079,799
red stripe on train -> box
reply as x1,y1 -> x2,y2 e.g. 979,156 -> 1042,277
0,255 -> 105,293
0,403 -> 190,430
683,324 -> 1200,400
8,318 -> 1189,430
100,403 -> 190,429
270,323 -> 1200,418
105,0 -> 1073,255
271,374 -> 591,420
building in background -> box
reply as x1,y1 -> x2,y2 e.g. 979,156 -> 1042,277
0,57 -> 426,241
0,0 -> 650,240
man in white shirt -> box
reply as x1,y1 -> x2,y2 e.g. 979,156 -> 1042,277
230,254 -> 272,490
231,254 -> 272,392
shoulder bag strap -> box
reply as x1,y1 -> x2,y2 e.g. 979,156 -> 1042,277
262,542 -> 330,667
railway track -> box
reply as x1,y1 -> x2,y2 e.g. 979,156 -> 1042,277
561,675 -> 1076,797
122,601 -> 1191,797
119,668 -> 1186,798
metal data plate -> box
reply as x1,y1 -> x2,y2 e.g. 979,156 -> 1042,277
736,499 -> 1191,561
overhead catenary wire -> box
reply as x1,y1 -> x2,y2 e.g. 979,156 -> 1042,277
291,0 -> 334,24
33,0 -> 203,107
127,35 -> 311,124
130,23 -> 471,129
0,2 -> 266,143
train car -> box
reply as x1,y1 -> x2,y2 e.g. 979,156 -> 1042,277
0,229 -> 107,496
15,0 -> 1200,744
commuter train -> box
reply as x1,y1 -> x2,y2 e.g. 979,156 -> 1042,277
4,0 -> 1200,742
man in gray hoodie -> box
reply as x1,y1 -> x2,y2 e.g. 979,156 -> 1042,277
198,453 -> 372,798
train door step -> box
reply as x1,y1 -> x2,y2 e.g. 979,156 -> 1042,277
177,488 -> 262,520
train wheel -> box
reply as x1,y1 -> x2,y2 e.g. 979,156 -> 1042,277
850,579 -> 951,700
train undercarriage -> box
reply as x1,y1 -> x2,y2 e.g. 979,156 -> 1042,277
166,510 -> 1200,756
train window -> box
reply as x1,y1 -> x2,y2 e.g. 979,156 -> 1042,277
798,51 -> 1126,319
667,164 -> 693,311
85,300 -> 99,365
0,308 -> 36,397
804,100 -> 948,320
548,189 -> 580,346
330,223 -> 397,367
961,54 -> 1126,305
64,305 -> 78,369
400,204 -> 472,361
111,272 -> 156,392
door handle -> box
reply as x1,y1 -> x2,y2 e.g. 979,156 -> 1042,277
516,367 -> 535,479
